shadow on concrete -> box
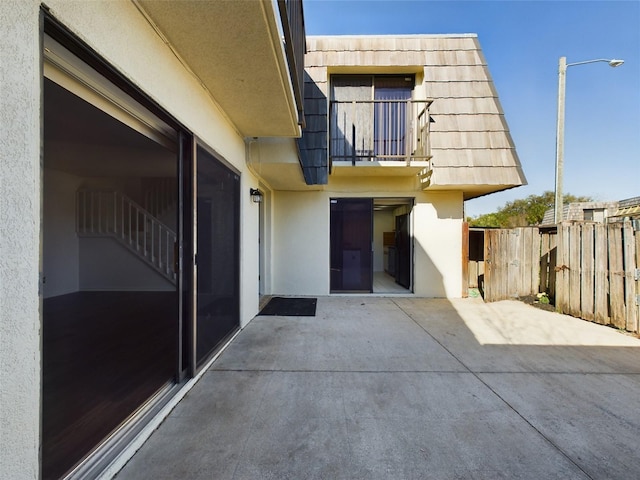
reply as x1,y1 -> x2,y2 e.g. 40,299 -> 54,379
116,295 -> 640,480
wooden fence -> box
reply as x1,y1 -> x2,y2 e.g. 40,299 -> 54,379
483,227 -> 541,301
481,222 -> 639,334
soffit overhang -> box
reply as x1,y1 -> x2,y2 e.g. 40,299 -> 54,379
428,183 -> 523,201
137,0 -> 300,137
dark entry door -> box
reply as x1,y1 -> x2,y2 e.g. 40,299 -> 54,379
330,198 -> 373,292
196,146 -> 240,366
395,213 -> 411,289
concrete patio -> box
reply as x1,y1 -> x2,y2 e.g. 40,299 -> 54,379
115,297 -> 640,479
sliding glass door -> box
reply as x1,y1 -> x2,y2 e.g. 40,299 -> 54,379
330,198 -> 373,292
195,146 -> 240,366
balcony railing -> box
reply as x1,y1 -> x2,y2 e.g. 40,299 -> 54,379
330,99 -> 433,165
278,0 -> 306,128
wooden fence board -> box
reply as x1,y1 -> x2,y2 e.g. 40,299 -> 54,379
623,222 -> 637,332
568,224 -> 582,317
520,228 -> 531,294
484,231 -> 497,301
593,223 -> 609,325
508,229 -> 521,298
556,225 -> 569,314
480,223 -> 637,334
531,229 -> 541,295
519,228 -> 529,294
483,229 -> 492,301
491,229 -> 498,301
540,232 -> 550,294
581,223 -> 595,321
608,225 -> 625,328
548,233 -> 557,300
498,230 -> 506,299
469,260 -> 478,288
501,230 -> 509,299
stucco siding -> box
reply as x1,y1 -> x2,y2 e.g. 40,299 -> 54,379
272,191 -> 330,295
270,186 -> 463,298
241,172 -> 260,327
413,192 -> 464,297
0,2 -> 42,478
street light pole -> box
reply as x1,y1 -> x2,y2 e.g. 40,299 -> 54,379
554,57 -> 567,225
553,57 -> 624,224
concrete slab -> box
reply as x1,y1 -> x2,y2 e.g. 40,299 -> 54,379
478,372 -> 640,479
116,297 -> 640,480
213,297 -> 466,372
396,297 -> 640,373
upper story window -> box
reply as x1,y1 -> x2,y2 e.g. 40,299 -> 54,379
329,75 -> 432,163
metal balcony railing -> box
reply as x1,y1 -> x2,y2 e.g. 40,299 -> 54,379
277,0 -> 306,128
330,99 -> 433,165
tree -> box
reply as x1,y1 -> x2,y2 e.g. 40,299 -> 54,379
468,191 -> 593,228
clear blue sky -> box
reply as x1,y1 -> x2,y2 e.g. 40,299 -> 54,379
303,0 -> 640,217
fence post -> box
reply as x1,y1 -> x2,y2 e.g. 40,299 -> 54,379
623,222 -> 638,333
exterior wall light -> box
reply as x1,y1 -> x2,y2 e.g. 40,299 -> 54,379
250,188 -> 263,203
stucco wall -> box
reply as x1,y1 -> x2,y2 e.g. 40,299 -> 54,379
272,191 -> 330,295
413,191 -> 464,297
0,2 -> 42,478
240,170 -> 260,327
271,184 -> 463,298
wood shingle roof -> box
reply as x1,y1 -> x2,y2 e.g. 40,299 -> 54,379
300,35 -> 527,197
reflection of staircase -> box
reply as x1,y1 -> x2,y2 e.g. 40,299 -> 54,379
142,178 -> 176,220
76,189 -> 177,284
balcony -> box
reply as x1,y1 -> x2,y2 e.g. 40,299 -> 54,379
278,0 -> 306,129
330,99 -> 433,177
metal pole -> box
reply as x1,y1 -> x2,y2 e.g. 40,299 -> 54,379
553,56 -> 623,224
554,56 -> 567,224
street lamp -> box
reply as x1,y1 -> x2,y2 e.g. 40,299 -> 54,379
554,57 -> 624,224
